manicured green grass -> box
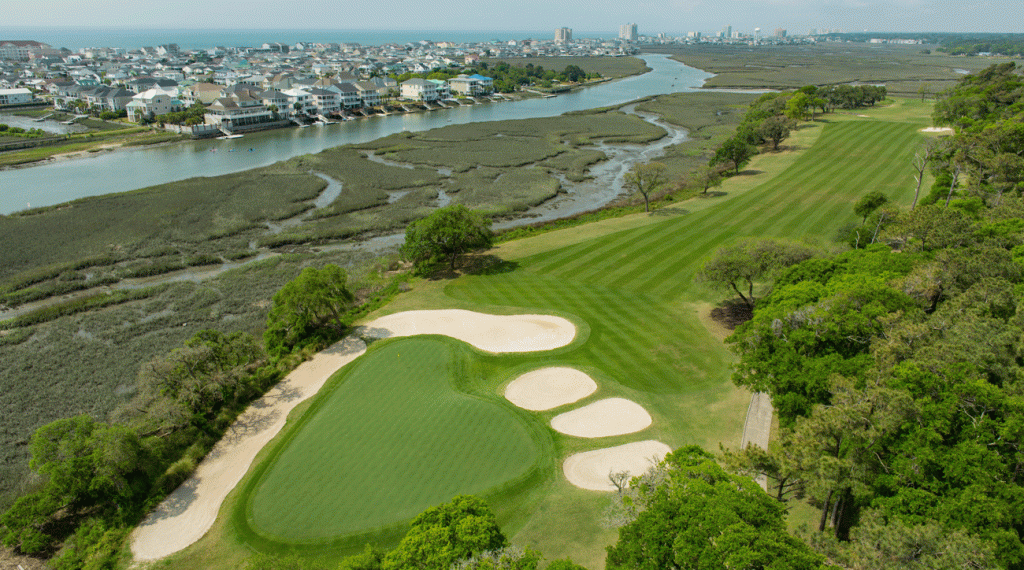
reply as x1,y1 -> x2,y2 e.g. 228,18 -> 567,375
149,101 -> 929,570
245,337 -> 545,543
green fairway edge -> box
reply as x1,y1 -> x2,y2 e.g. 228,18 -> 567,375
231,335 -> 558,556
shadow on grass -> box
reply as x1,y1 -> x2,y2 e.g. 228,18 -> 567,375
698,191 -> 728,198
650,208 -> 689,217
425,254 -> 520,281
710,298 -> 753,331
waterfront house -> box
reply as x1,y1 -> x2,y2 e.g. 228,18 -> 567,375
205,93 -> 272,131
125,87 -> 183,121
0,87 -> 33,106
308,87 -> 341,114
259,89 -> 290,117
353,81 -> 381,107
179,82 -> 222,105
400,78 -> 438,102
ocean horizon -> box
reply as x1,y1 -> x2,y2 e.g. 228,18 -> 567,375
2,27 -> 619,51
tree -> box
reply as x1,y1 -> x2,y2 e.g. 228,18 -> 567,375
757,115 -> 795,151
692,163 -> 726,195
605,446 -> 826,570
710,136 -> 756,175
1,416 -> 145,553
402,204 -> 493,270
786,92 -> 812,122
816,510 -> 1000,570
383,495 -> 507,570
264,265 -> 355,356
854,190 -> 890,222
623,162 -> 667,213
696,237 -> 817,310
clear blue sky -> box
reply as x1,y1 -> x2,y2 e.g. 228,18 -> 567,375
4,0 -> 1021,35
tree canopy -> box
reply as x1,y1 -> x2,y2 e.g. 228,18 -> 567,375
605,446 -> 826,570
263,264 -> 355,356
402,204 -> 494,271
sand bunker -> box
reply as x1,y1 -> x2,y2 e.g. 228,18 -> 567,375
563,440 -> 672,491
505,367 -> 598,411
550,398 -> 652,438
131,310 -> 577,561
130,336 -> 368,561
359,309 -> 576,353
921,126 -> 955,134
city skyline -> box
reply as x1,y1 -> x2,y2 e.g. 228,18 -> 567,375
4,0 -> 1023,35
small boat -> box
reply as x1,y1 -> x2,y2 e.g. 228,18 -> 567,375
217,134 -> 243,140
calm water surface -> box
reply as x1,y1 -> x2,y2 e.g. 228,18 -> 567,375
0,54 -> 711,214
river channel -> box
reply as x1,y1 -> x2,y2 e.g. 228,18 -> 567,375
0,53 -> 711,214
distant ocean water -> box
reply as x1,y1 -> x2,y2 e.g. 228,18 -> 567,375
3,28 -> 618,50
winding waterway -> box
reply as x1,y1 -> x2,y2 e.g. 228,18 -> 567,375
0,53 -> 711,214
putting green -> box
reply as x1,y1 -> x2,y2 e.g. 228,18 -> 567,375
246,337 -> 542,542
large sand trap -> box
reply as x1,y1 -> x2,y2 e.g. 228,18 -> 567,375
504,367 -> 598,411
550,398 -> 652,438
358,309 -> 576,352
131,310 -> 577,561
563,440 -> 672,491
921,126 -> 955,134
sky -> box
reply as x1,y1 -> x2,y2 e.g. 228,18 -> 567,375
3,0 -> 1022,35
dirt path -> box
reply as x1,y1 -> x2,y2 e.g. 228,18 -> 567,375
129,310 -> 577,562
740,391 -> 774,490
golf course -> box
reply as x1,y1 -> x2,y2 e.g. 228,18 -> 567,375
138,96 -> 933,569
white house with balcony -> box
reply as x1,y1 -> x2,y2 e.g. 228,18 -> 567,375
400,78 -> 438,102
204,93 -> 273,132
0,88 -> 33,106
449,74 -> 494,97
282,87 -> 316,116
125,87 -> 183,121
353,81 -> 381,107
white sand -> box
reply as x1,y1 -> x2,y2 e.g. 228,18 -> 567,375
921,126 -> 955,134
562,440 -> 672,491
357,309 -> 576,352
504,367 -> 598,411
130,309 -> 577,561
550,398 -> 652,438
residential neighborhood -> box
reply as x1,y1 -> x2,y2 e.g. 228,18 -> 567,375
0,35 -> 639,137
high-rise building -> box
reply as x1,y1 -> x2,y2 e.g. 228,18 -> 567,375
774,28 -> 787,38
619,23 -> 638,42
722,25 -> 732,40
555,28 -> 572,44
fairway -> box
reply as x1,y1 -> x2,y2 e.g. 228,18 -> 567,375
247,338 -> 543,542
159,108 -> 928,570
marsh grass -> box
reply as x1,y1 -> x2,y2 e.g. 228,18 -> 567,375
656,43 -> 1024,94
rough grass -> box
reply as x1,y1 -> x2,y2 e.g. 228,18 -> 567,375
0,164 -> 325,284
658,43 -> 1024,95
139,99 -> 928,570
244,338 -> 545,544
0,251 -> 383,509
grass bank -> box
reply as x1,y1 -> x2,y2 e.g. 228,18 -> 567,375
149,98 -> 930,569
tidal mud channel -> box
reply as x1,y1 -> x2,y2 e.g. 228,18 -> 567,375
0,102 -> 691,323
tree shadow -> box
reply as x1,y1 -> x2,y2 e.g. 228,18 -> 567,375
650,208 -> 689,217
424,254 -> 520,281
710,298 -> 753,330
698,191 -> 728,198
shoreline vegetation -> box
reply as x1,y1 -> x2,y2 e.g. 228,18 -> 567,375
0,56 -> 650,170
2,47 -> 1003,570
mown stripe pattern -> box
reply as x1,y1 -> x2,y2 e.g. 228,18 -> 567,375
521,121 -> 922,299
